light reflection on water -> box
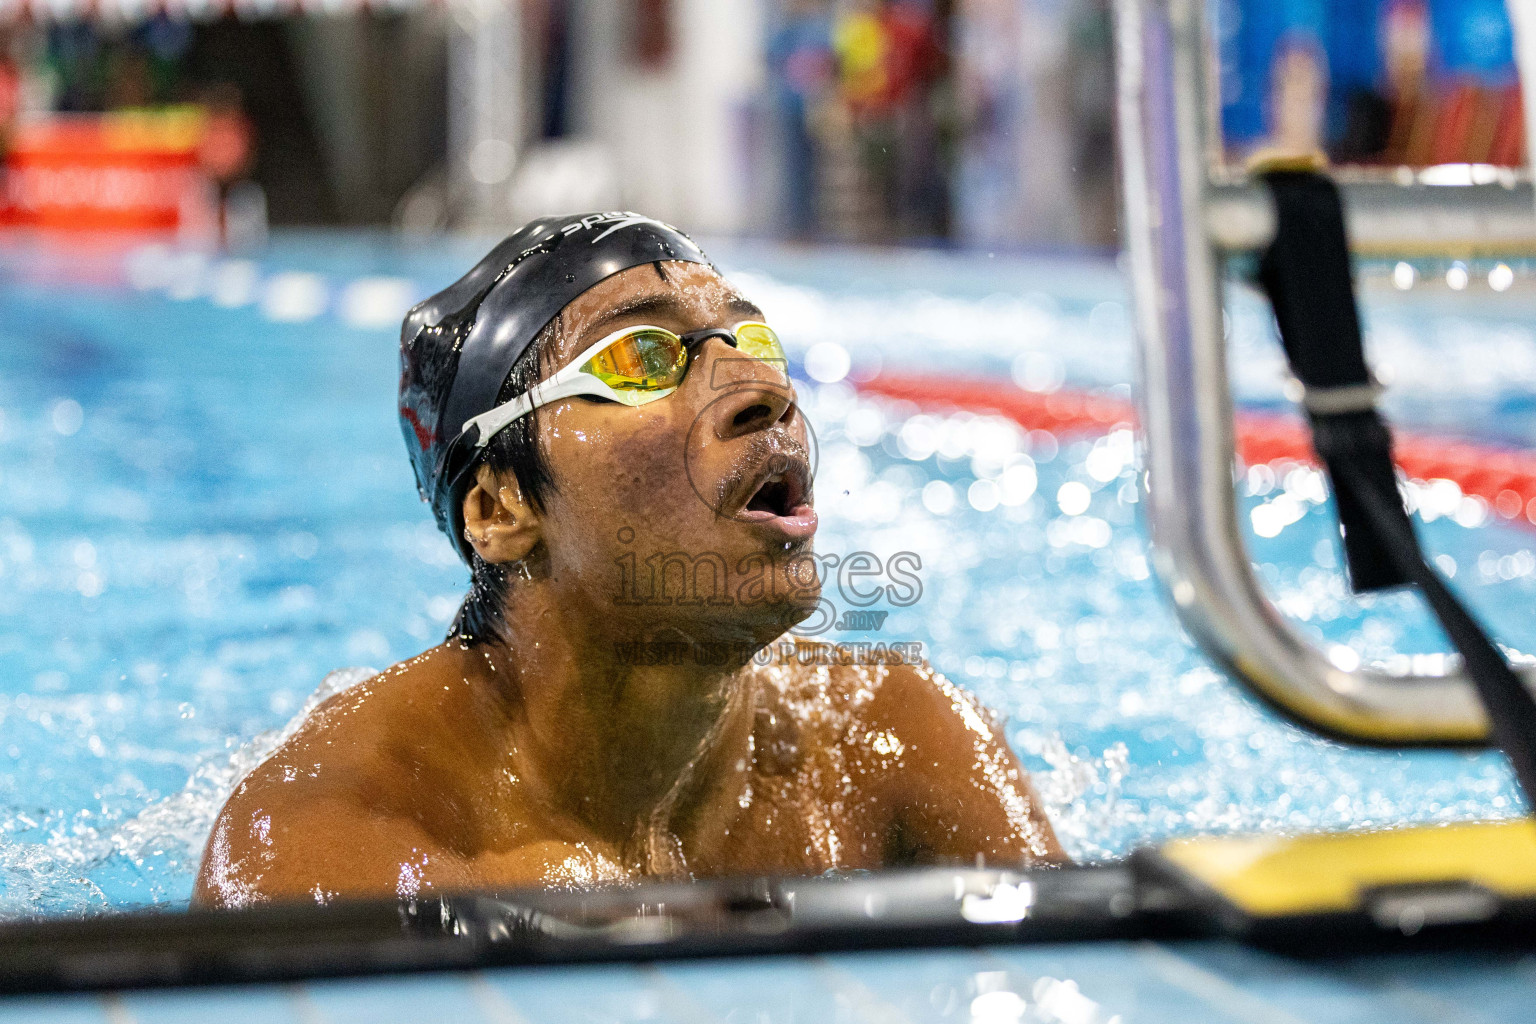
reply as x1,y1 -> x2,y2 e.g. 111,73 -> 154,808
0,239 -> 1533,914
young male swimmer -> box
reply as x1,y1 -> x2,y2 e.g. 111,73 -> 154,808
194,213 -> 1063,907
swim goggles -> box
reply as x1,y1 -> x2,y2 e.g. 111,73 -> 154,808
463,321 -> 788,449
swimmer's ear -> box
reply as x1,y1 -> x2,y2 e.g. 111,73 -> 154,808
462,465 -> 542,566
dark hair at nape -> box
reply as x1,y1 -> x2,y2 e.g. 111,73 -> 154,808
450,261 -> 675,646
452,316 -> 561,646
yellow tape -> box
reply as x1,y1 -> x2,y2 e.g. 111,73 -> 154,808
1159,820 -> 1536,917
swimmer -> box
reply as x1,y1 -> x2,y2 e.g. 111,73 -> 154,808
194,213 -> 1063,907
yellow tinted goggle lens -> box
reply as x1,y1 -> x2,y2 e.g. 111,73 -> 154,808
582,329 -> 687,392
734,322 -> 786,364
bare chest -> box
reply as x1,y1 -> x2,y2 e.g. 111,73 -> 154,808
681,705 -> 902,876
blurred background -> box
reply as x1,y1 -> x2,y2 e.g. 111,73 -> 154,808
0,0 -> 1513,252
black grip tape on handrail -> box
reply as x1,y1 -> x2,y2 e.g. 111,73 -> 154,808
1257,169 -> 1536,804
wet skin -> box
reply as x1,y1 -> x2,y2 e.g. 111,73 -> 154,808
194,263 -> 1063,907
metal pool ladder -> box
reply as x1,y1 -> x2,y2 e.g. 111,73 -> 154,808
1114,0 -> 1536,745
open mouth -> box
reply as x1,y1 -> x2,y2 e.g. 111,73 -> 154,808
736,456 -> 817,540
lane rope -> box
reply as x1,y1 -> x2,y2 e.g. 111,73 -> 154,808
856,373 -> 1536,530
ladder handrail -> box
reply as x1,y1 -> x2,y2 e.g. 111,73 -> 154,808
1114,0 -> 1536,745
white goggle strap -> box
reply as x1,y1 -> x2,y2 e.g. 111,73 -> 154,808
465,328 -> 655,449
464,390 -> 536,450
466,374 -> 622,450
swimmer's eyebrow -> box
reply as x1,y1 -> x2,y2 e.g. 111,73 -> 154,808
724,295 -> 766,322
587,292 -> 686,333
582,291 -> 766,338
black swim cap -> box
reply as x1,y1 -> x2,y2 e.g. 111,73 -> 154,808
399,212 -> 713,563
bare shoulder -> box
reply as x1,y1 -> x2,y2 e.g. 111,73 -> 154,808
748,641 -> 897,734
754,642 -> 1064,865
752,641 -> 1001,745
854,657 -> 1009,747
193,646 -> 491,907
223,650 -> 456,812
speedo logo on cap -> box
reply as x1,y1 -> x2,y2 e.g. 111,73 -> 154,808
558,211 -> 678,243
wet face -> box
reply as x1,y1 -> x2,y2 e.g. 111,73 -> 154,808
515,262 -> 820,652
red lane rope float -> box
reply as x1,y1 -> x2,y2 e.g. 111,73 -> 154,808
857,372 -> 1536,529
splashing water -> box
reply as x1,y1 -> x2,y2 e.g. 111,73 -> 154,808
1028,737 -> 1131,864
0,668 -> 373,918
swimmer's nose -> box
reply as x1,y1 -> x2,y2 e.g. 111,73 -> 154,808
698,336 -> 796,440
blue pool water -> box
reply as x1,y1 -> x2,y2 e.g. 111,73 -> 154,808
1,232 -> 1534,915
